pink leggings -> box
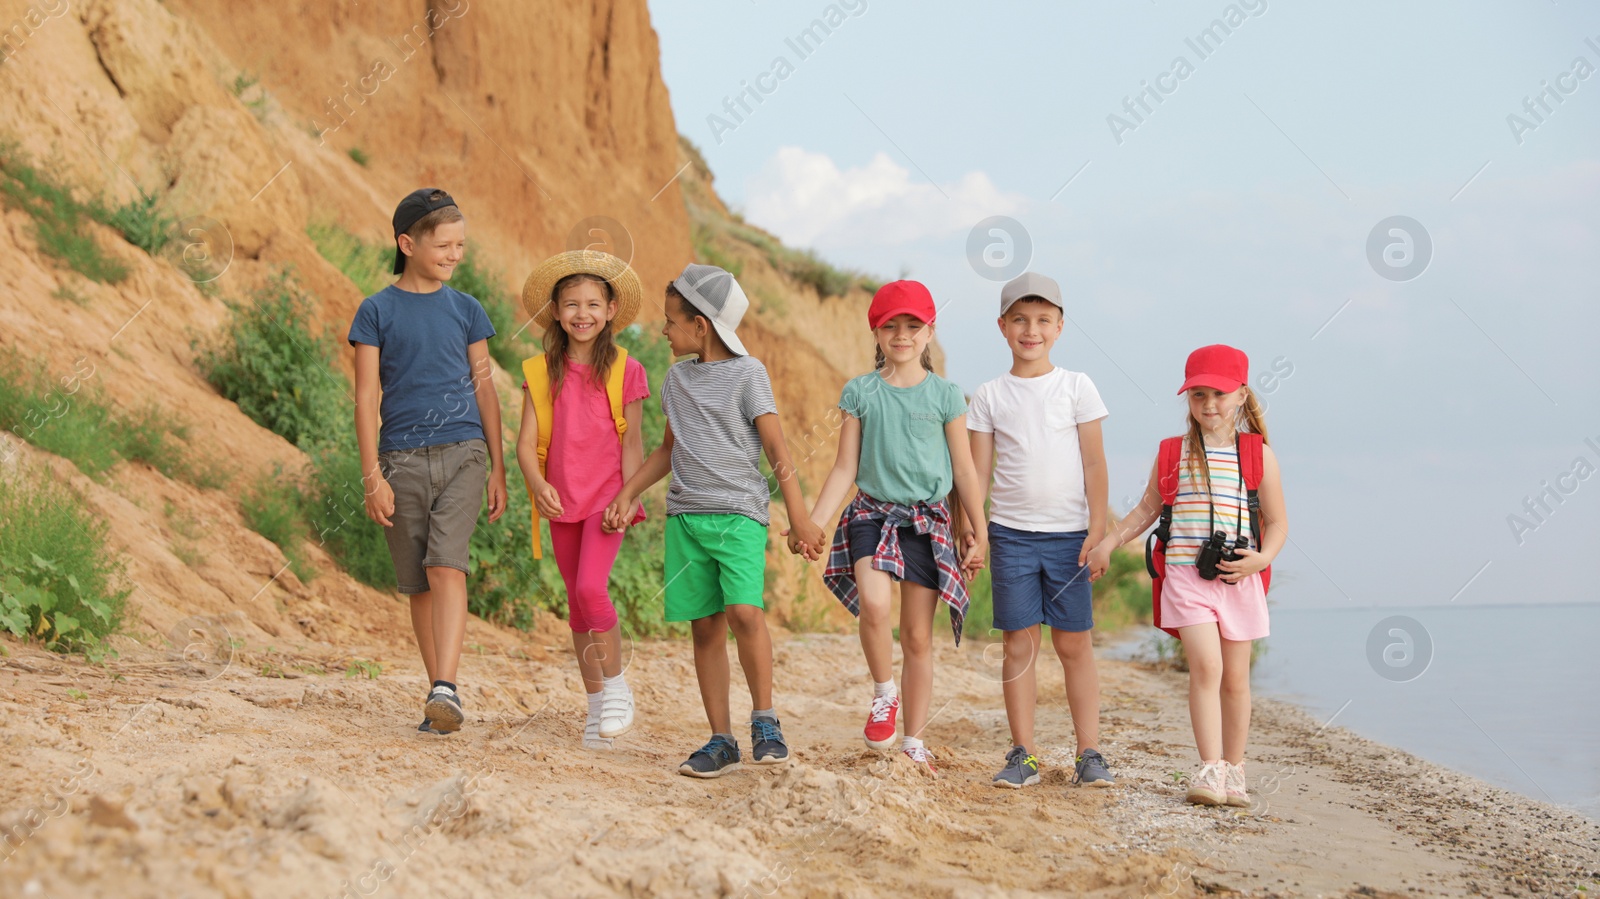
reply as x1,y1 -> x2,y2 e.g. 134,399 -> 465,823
548,512 -> 624,633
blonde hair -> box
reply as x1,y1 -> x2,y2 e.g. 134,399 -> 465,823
1184,386 -> 1269,496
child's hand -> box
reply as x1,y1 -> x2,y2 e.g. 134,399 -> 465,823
601,496 -> 632,534
532,480 -> 563,520
486,469 -> 508,523
1217,548 -> 1269,584
1085,542 -> 1112,582
793,518 -> 826,561
363,470 -> 395,527
959,534 -> 988,581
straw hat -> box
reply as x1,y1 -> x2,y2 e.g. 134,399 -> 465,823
521,250 -> 642,332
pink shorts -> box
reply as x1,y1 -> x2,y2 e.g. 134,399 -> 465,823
1160,564 -> 1269,641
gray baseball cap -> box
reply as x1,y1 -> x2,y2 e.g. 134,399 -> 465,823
673,263 -> 750,356
999,271 -> 1063,315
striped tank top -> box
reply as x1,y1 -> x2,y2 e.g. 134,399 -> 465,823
1165,439 -> 1253,566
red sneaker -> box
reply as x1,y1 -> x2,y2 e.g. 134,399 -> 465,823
864,693 -> 899,749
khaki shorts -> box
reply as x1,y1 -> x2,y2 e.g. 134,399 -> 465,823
377,438 -> 488,594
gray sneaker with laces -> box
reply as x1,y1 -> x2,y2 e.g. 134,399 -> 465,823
992,746 -> 1041,788
1074,748 -> 1116,787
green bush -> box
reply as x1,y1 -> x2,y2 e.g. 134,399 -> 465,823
347,147 -> 370,167
240,466 -> 313,581
0,472 -> 128,658
195,271 -> 382,585
194,272 -> 350,450
101,192 -> 175,255
0,144 -> 127,283
0,352 -> 212,487
306,435 -> 394,590
306,220 -> 391,297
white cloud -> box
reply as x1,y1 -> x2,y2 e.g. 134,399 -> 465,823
742,146 -> 1027,248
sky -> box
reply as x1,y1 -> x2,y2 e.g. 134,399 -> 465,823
646,0 -> 1600,611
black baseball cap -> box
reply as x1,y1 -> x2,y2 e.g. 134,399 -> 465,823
391,188 -> 458,274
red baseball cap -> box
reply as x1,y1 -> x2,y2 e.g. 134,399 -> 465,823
1177,344 -> 1249,394
868,280 -> 936,329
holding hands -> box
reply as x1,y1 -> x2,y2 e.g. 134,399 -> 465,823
780,516 -> 827,562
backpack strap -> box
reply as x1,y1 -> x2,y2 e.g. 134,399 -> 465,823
1237,432 -> 1264,552
606,348 -> 630,439
1145,436 -> 1185,578
1237,431 -> 1271,593
521,354 -> 552,560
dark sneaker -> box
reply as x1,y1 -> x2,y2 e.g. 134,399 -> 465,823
1074,748 -> 1116,788
992,746 -> 1041,789
678,735 -> 741,778
418,717 -> 439,734
424,686 -> 464,734
750,717 -> 789,765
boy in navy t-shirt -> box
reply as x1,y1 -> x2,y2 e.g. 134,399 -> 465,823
348,188 -> 508,735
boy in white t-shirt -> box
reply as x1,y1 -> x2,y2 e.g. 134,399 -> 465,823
963,271 -> 1115,790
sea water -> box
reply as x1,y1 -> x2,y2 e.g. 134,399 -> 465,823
1113,604 -> 1600,821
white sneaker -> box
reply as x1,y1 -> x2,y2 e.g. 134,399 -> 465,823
598,688 -> 634,738
1185,761 -> 1227,806
1225,761 -> 1250,808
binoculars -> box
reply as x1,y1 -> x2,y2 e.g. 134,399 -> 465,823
1196,529 -> 1249,581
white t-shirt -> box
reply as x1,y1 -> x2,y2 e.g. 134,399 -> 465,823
967,367 -> 1109,532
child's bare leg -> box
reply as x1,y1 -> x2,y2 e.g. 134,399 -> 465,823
1219,637 -> 1254,764
854,559 -> 896,684
1053,627 -> 1101,755
691,612 -> 732,735
424,566 -> 469,684
572,630 -> 601,694
1179,623 -> 1224,761
408,594 -> 438,683
1001,626 -> 1040,750
726,604 -> 773,711
898,583 -> 939,740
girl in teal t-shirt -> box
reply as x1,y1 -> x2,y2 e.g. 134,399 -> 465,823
799,280 -> 988,773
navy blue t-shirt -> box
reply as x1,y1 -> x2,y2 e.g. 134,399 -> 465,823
347,284 -> 496,453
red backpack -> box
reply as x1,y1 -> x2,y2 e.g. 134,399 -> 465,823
1145,432 -> 1271,637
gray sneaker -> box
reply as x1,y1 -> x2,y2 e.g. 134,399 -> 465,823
992,746 -> 1041,789
1074,748 -> 1115,787
678,735 -> 742,778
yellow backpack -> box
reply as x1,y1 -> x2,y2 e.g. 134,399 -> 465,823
520,349 -> 629,559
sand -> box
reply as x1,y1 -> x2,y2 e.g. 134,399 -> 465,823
2,623 -> 1595,898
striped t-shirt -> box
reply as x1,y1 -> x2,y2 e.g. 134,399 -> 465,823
1165,439 -> 1253,565
661,355 -> 778,524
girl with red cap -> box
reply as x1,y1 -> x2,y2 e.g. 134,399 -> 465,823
1087,344 -> 1288,807
799,281 -> 989,773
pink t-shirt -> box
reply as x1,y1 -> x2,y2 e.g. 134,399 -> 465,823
531,356 -> 650,523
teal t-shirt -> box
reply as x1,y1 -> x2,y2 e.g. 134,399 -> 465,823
840,370 -> 967,505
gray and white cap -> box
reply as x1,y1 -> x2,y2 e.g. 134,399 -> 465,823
999,271 -> 1063,315
673,263 -> 750,356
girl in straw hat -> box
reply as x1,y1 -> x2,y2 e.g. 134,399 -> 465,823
515,250 -> 650,748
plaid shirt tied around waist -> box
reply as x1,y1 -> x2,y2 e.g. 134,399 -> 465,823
823,492 -> 969,646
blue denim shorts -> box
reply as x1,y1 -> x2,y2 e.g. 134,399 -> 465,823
988,522 -> 1093,632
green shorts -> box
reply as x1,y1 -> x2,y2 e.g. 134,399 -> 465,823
664,513 -> 768,622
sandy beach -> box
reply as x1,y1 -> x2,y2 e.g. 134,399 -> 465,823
2,621 -> 1594,898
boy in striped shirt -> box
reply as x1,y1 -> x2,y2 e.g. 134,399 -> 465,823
605,264 -> 824,778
